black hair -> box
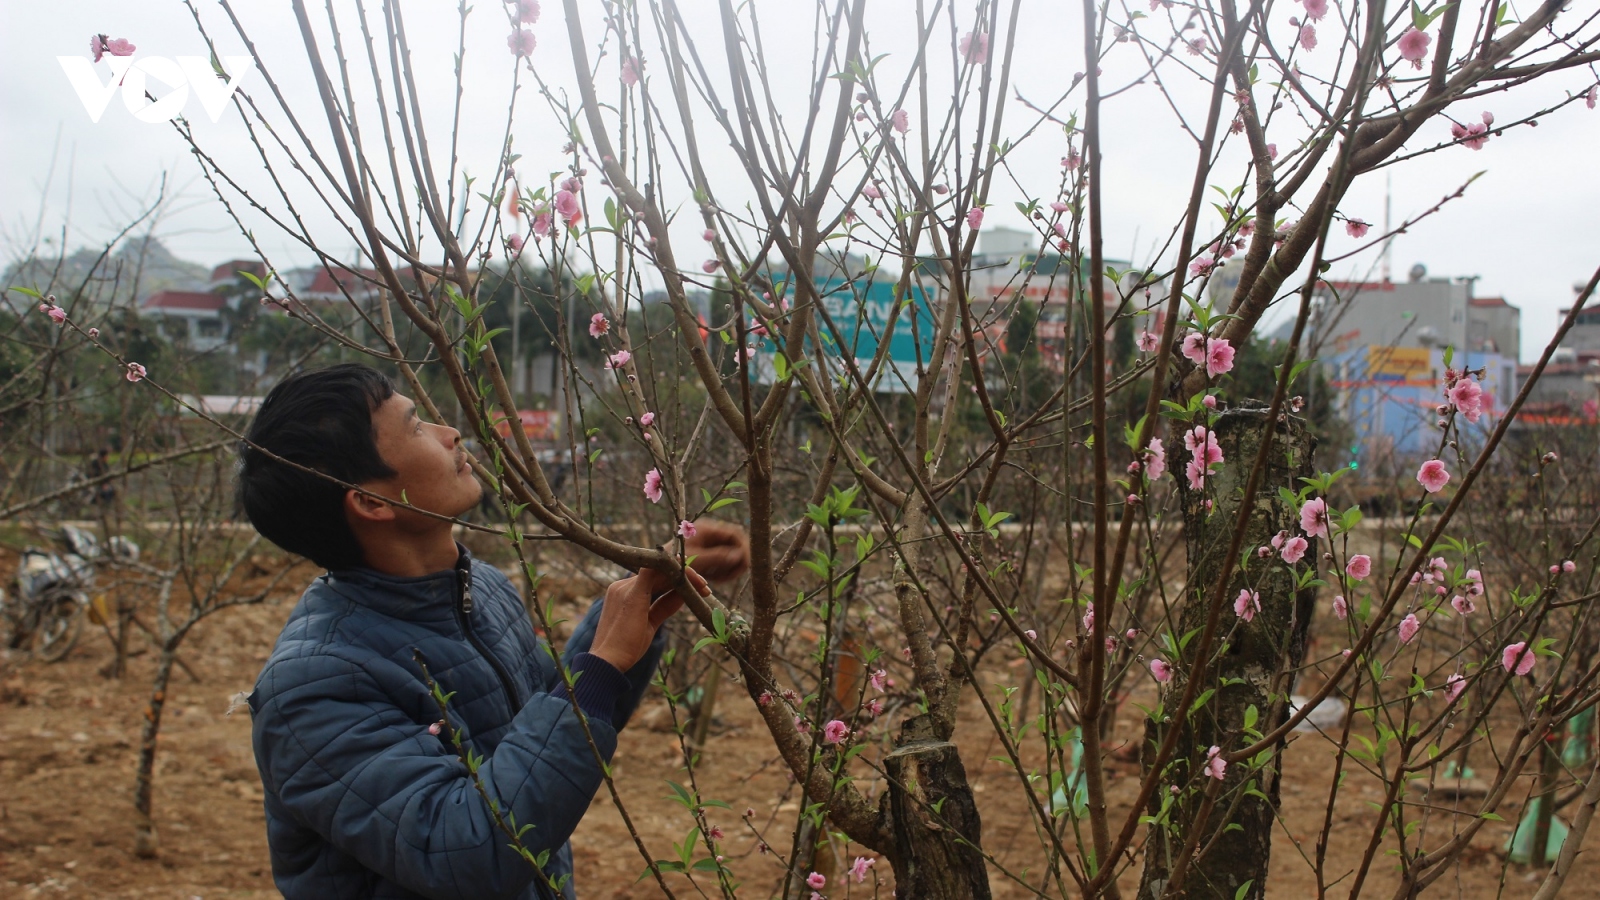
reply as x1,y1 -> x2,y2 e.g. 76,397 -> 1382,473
236,364 -> 396,570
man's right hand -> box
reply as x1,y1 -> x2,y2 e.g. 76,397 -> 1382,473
588,566 -> 710,672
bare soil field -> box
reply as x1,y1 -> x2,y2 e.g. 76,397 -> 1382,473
0,546 -> 1590,898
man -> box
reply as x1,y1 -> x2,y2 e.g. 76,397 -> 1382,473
237,364 -> 748,899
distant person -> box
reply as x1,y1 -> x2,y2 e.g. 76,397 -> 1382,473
235,364 -> 748,899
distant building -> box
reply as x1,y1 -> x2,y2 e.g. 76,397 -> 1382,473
140,289 -> 231,350
138,258 -> 268,351
1515,292 -> 1600,420
1310,265 -> 1519,361
1327,345 -> 1516,469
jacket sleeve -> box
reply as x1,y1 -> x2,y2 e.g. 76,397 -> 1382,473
252,648 -> 618,900
561,596 -> 666,730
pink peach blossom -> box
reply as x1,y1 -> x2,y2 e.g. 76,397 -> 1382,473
1145,438 -> 1167,481
607,350 -> 632,369
1204,745 -> 1227,780
1150,658 -> 1173,683
125,362 -> 147,383
643,468 -> 664,504
1345,219 -> 1369,238
678,520 -> 696,539
1449,378 -> 1483,422
1302,0 -> 1330,22
1299,24 -> 1318,52
1181,331 -> 1208,365
507,29 -> 536,57
1205,338 -> 1236,377
1502,641 -> 1535,676
1451,595 -> 1475,616
1450,120 -> 1489,150
1333,595 -> 1348,619
807,872 -> 827,890
1281,536 -> 1309,565
1136,330 -> 1160,352
869,669 -> 888,692
966,207 -> 985,229
890,109 -> 910,134
1417,459 -> 1450,493
1398,613 -> 1420,644
1234,589 -> 1260,622
517,0 -> 541,23
849,857 -> 876,883
620,56 -> 642,87
1444,673 -> 1467,703
1398,28 -> 1431,69
959,31 -> 989,65
823,719 -> 850,744
589,313 -> 610,338
1346,554 -> 1372,581
553,189 -> 580,223
1300,497 -> 1329,538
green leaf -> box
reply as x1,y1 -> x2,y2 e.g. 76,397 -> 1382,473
236,269 -> 270,290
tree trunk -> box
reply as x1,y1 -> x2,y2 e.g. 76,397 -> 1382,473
1138,406 -> 1316,900
133,643 -> 178,858
879,713 -> 992,899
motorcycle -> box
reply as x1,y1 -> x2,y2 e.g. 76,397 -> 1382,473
1,524 -> 138,662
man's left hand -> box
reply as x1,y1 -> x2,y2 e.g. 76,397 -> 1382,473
676,519 -> 750,583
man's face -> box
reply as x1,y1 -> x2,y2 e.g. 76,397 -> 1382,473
361,393 -> 483,523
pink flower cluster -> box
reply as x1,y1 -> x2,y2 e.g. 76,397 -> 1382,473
1204,745 -> 1227,780
1180,332 -> 1235,377
1445,371 -> 1484,422
1450,111 -> 1494,151
1184,425 -> 1223,490
90,35 -> 136,63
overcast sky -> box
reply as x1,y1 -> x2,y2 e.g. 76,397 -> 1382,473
2,1 -> 1595,363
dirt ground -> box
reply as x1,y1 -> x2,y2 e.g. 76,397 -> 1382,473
0,552 -> 1593,898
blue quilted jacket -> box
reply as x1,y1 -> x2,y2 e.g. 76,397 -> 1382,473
249,545 -> 661,900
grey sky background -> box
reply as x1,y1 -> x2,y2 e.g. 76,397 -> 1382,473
2,0 -> 1595,363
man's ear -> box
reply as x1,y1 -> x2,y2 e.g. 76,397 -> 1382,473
345,486 -> 396,524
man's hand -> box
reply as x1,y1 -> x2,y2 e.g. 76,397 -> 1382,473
678,519 -> 751,583
588,566 -> 710,672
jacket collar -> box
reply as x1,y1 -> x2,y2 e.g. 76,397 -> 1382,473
319,543 -> 473,626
